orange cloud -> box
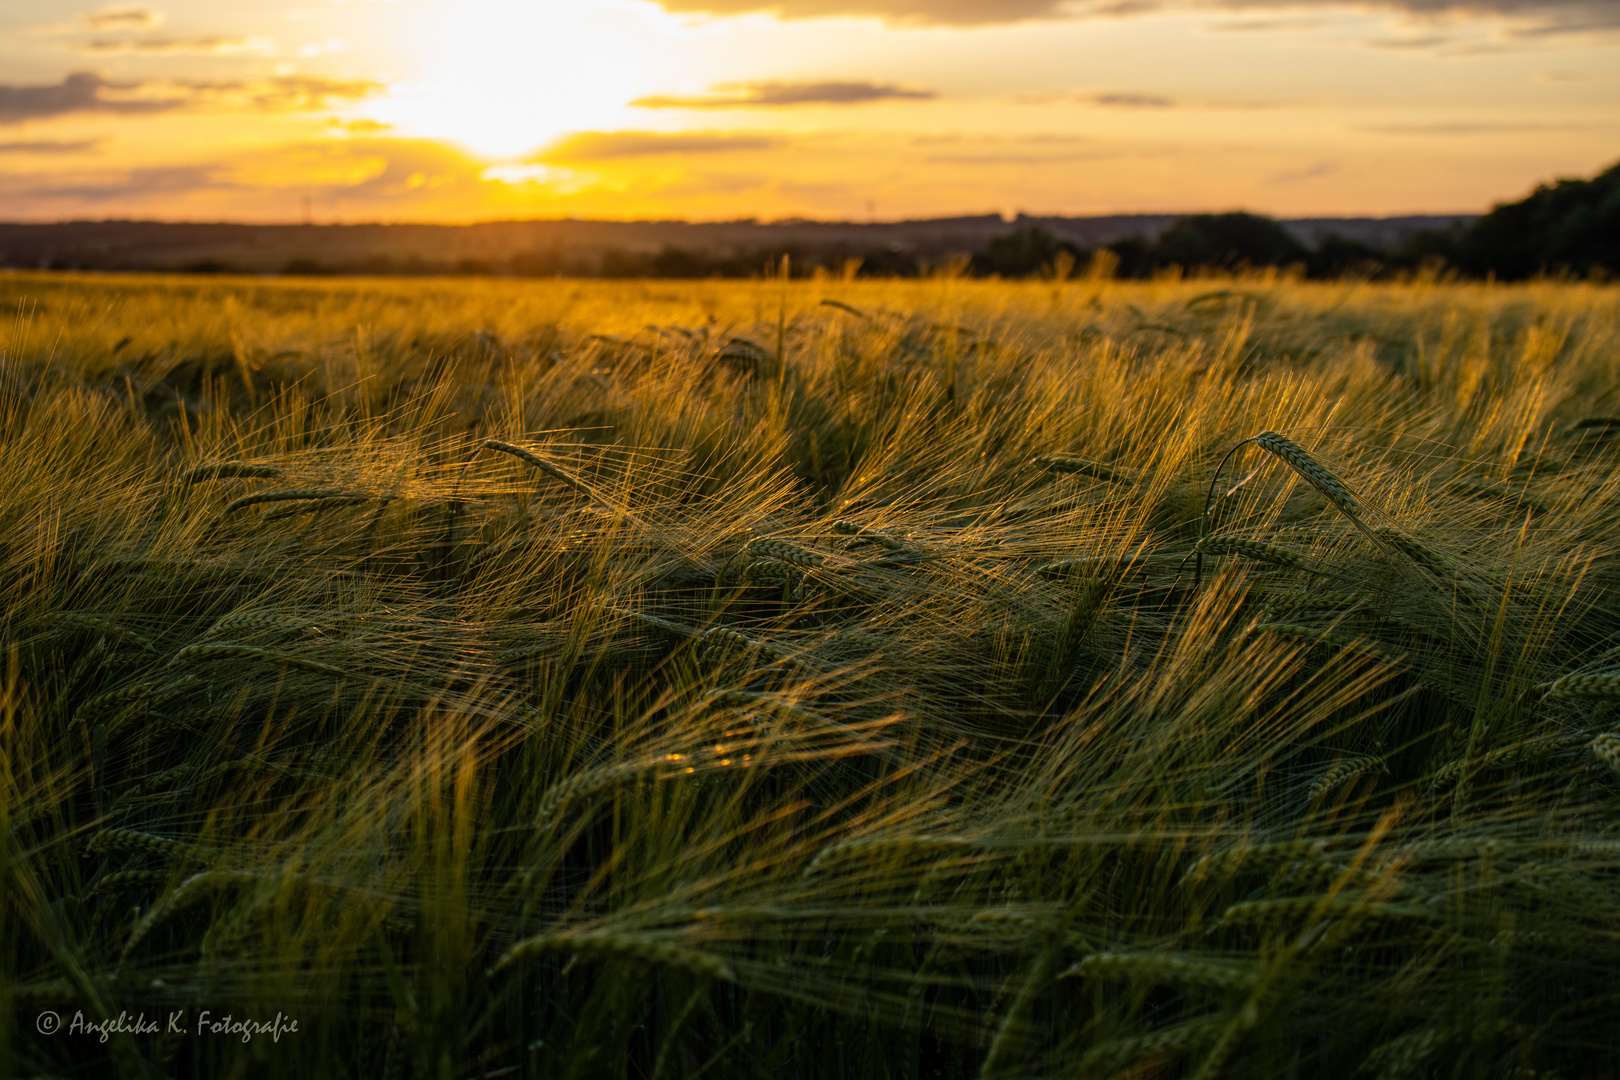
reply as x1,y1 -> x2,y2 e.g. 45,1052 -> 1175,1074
651,0 -> 1620,31
540,131 -> 784,160
80,7 -> 163,31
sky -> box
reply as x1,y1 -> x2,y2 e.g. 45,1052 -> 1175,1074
1,0 -> 1617,223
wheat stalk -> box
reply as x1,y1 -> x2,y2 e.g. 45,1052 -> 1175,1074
806,834 -> 974,875
171,643 -> 346,677
1197,536 -> 1317,573
699,627 -> 790,666
207,611 -> 319,638
122,870 -> 262,962
1217,896 -> 1436,928
1078,1016 -> 1226,1074
1036,557 -> 1127,582
1198,430 -> 1367,585
1309,754 -> 1388,801
72,680 -> 158,729
262,495 -> 371,521
35,612 -> 156,652
483,438 -> 594,497
831,520 -> 910,550
1539,671 -> 1620,700
743,537 -> 824,567
534,758 -> 704,830
1182,839 -> 1338,883
86,827 -> 213,864
1427,732 -> 1591,791
1251,623 -> 1401,666
112,762 -> 201,804
224,489 -> 357,513
87,869 -> 170,898
1251,431 -> 1360,516
1031,455 -> 1131,483
181,462 -> 284,483
1065,952 -> 1259,992
494,932 -> 735,982
1264,592 -> 1366,616
741,558 -> 796,586
1590,732 -> 1620,777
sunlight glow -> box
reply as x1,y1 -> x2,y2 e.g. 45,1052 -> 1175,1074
390,0 -> 666,160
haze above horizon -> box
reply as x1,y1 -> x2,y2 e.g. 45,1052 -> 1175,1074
1,0 -> 1616,224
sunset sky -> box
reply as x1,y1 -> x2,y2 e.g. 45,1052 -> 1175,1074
2,0 -> 1617,223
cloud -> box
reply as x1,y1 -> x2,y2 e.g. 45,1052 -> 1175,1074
239,75 -> 384,111
1268,161 -> 1338,184
1206,16 -> 1326,30
80,7 -> 163,31
1091,92 -> 1177,107
0,71 -> 385,126
0,139 -> 102,154
1358,120 -> 1596,133
1015,89 -> 1283,109
914,132 -> 1122,164
650,0 -> 1620,31
16,164 -> 227,202
77,35 -> 276,55
539,131 -> 784,160
0,72 -> 183,124
632,80 -> 936,108
1363,33 -> 1454,48
651,0 -> 1065,24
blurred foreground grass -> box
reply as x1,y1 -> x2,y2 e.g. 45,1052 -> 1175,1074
2,270 -> 1619,1079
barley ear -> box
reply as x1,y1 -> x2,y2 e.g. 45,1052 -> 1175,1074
1591,732 -> 1620,777
483,438 -> 594,498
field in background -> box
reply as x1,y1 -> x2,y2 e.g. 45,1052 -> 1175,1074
2,270 -> 1619,1079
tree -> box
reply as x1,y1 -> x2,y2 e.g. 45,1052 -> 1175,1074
1152,213 -> 1308,272
973,227 -> 1086,278
1454,160 -> 1620,279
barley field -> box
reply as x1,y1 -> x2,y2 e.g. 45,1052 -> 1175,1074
3,269 -> 1619,1079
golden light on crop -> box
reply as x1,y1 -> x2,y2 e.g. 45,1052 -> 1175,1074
391,0 -> 666,161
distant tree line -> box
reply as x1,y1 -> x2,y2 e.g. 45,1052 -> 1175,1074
576,158 -> 1616,282
974,159 -> 1618,282
13,159 -> 1614,281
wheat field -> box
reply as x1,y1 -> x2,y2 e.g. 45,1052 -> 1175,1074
2,268 -> 1618,1079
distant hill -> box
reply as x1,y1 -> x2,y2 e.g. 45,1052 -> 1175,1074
0,213 -> 1475,278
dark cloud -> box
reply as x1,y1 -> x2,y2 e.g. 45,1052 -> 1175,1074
632,80 -> 936,108
16,165 -> 226,201
1015,89 -> 1282,109
652,0 -> 1620,30
0,139 -> 101,153
1091,92 -> 1177,107
0,72 -> 384,126
79,7 -> 163,30
0,72 -> 181,124
539,131 -> 784,160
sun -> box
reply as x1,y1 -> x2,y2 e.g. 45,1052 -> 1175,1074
388,0 -> 666,161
